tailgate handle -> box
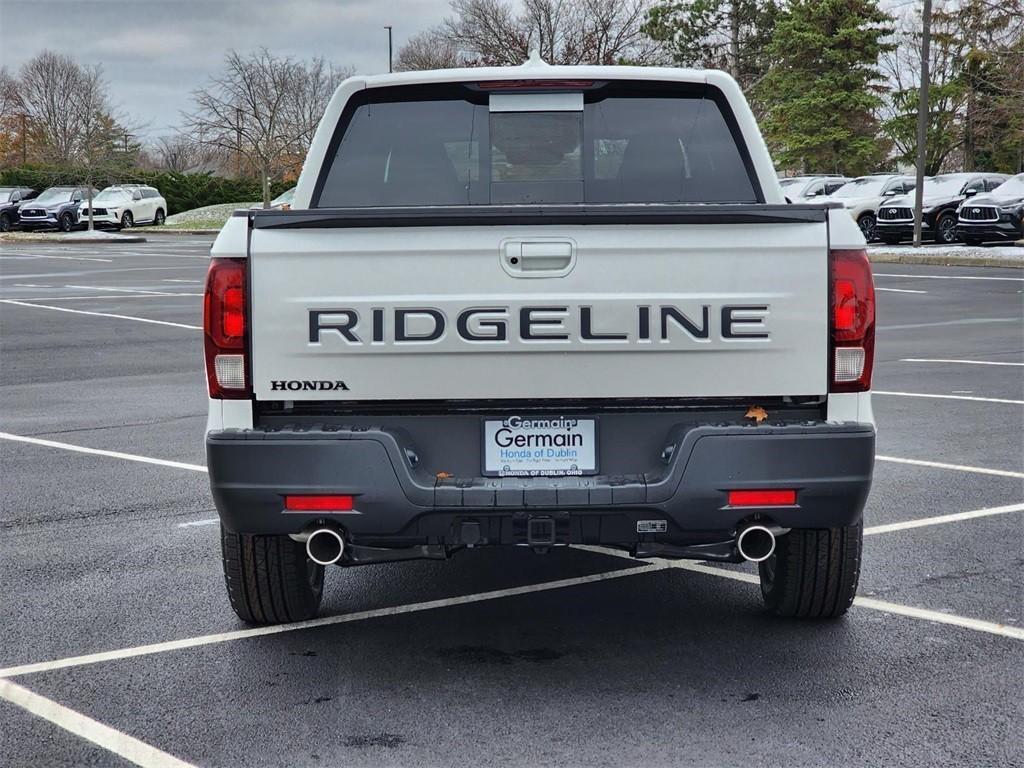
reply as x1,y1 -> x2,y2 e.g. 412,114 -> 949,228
502,240 -> 576,278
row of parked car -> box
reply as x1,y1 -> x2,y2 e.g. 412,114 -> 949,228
780,172 -> 1024,245
0,184 -> 168,233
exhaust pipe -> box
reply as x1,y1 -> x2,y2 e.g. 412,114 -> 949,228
305,527 -> 345,566
736,524 -> 776,563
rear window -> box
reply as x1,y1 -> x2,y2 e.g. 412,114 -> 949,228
315,82 -> 759,207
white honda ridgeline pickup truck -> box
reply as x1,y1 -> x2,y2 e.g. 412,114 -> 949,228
204,62 -> 875,625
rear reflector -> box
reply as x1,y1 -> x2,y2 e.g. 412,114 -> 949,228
285,495 -> 355,512
728,489 -> 797,507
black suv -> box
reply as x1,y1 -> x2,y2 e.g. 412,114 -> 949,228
17,186 -> 96,232
958,173 -> 1024,245
875,173 -> 1008,244
0,187 -> 37,232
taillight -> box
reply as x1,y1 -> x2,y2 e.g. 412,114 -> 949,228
204,258 -> 250,399
829,248 -> 875,392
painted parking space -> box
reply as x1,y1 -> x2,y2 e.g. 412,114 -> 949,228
0,241 -> 1021,767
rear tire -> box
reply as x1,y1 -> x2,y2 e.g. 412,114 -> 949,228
758,523 -> 862,618
153,208 -> 165,226
221,525 -> 325,624
0,213 -> 11,232
120,211 -> 133,229
59,212 -> 74,232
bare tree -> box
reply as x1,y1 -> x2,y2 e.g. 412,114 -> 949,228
0,67 -> 18,123
15,51 -> 112,165
282,57 -> 352,149
397,0 -> 662,70
395,29 -> 466,71
152,133 -> 216,173
186,49 -> 351,206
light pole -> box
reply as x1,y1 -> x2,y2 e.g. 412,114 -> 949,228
385,25 -> 393,73
912,0 -> 933,249
20,113 -> 28,166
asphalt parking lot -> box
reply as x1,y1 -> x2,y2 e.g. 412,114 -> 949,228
1,235 -> 1022,767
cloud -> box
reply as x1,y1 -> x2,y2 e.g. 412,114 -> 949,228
0,0 -> 451,139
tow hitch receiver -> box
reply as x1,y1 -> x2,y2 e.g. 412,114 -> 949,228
527,516 -> 557,547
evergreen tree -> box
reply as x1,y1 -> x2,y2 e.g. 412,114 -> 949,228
758,0 -> 894,175
643,1 -> 779,111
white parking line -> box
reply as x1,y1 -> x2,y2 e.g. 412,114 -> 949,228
177,518 -> 218,528
880,318 -> 1019,331
64,284 -> 178,296
2,293 -> 203,302
898,358 -> 1024,367
863,502 -> 1024,535
2,548 -> 1021,687
0,299 -> 201,330
876,455 -> 1023,479
0,564 -> 663,679
0,254 -> 113,263
876,287 -> 928,294
875,273 -> 1024,282
0,432 -> 207,473
0,678 -> 196,768
586,552 -> 1024,641
874,390 -> 1023,405
0,266 -> 207,283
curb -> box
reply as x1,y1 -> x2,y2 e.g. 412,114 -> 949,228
0,234 -> 147,244
868,252 -> 1023,269
134,228 -> 221,235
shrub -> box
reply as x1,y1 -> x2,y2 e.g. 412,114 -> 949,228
0,166 -> 291,215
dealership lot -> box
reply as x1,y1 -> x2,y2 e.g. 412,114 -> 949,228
1,236 -> 1022,767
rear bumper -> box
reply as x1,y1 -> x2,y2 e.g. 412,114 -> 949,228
207,422 -> 875,547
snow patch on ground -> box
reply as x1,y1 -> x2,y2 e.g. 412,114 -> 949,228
869,243 -> 1023,264
166,203 -> 255,226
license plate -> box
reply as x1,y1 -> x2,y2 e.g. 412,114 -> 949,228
483,416 -> 597,477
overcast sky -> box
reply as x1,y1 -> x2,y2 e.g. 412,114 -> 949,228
0,0 -> 451,140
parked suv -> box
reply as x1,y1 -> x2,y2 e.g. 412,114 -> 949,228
80,184 -> 167,229
957,173 -> 1024,245
875,173 -> 1008,244
0,187 -> 37,232
827,175 -> 918,242
17,186 -> 95,232
778,175 -> 849,201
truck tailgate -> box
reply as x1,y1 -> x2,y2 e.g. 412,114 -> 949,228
248,211 -> 828,401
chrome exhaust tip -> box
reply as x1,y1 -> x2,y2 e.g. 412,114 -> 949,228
736,525 -> 776,563
306,527 -> 345,566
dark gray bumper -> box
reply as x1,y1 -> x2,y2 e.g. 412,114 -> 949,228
207,422 -> 874,545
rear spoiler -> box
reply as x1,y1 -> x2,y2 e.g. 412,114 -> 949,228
243,203 -> 828,230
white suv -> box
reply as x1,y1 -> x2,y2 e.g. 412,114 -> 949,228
81,185 -> 167,229
827,175 -> 918,242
